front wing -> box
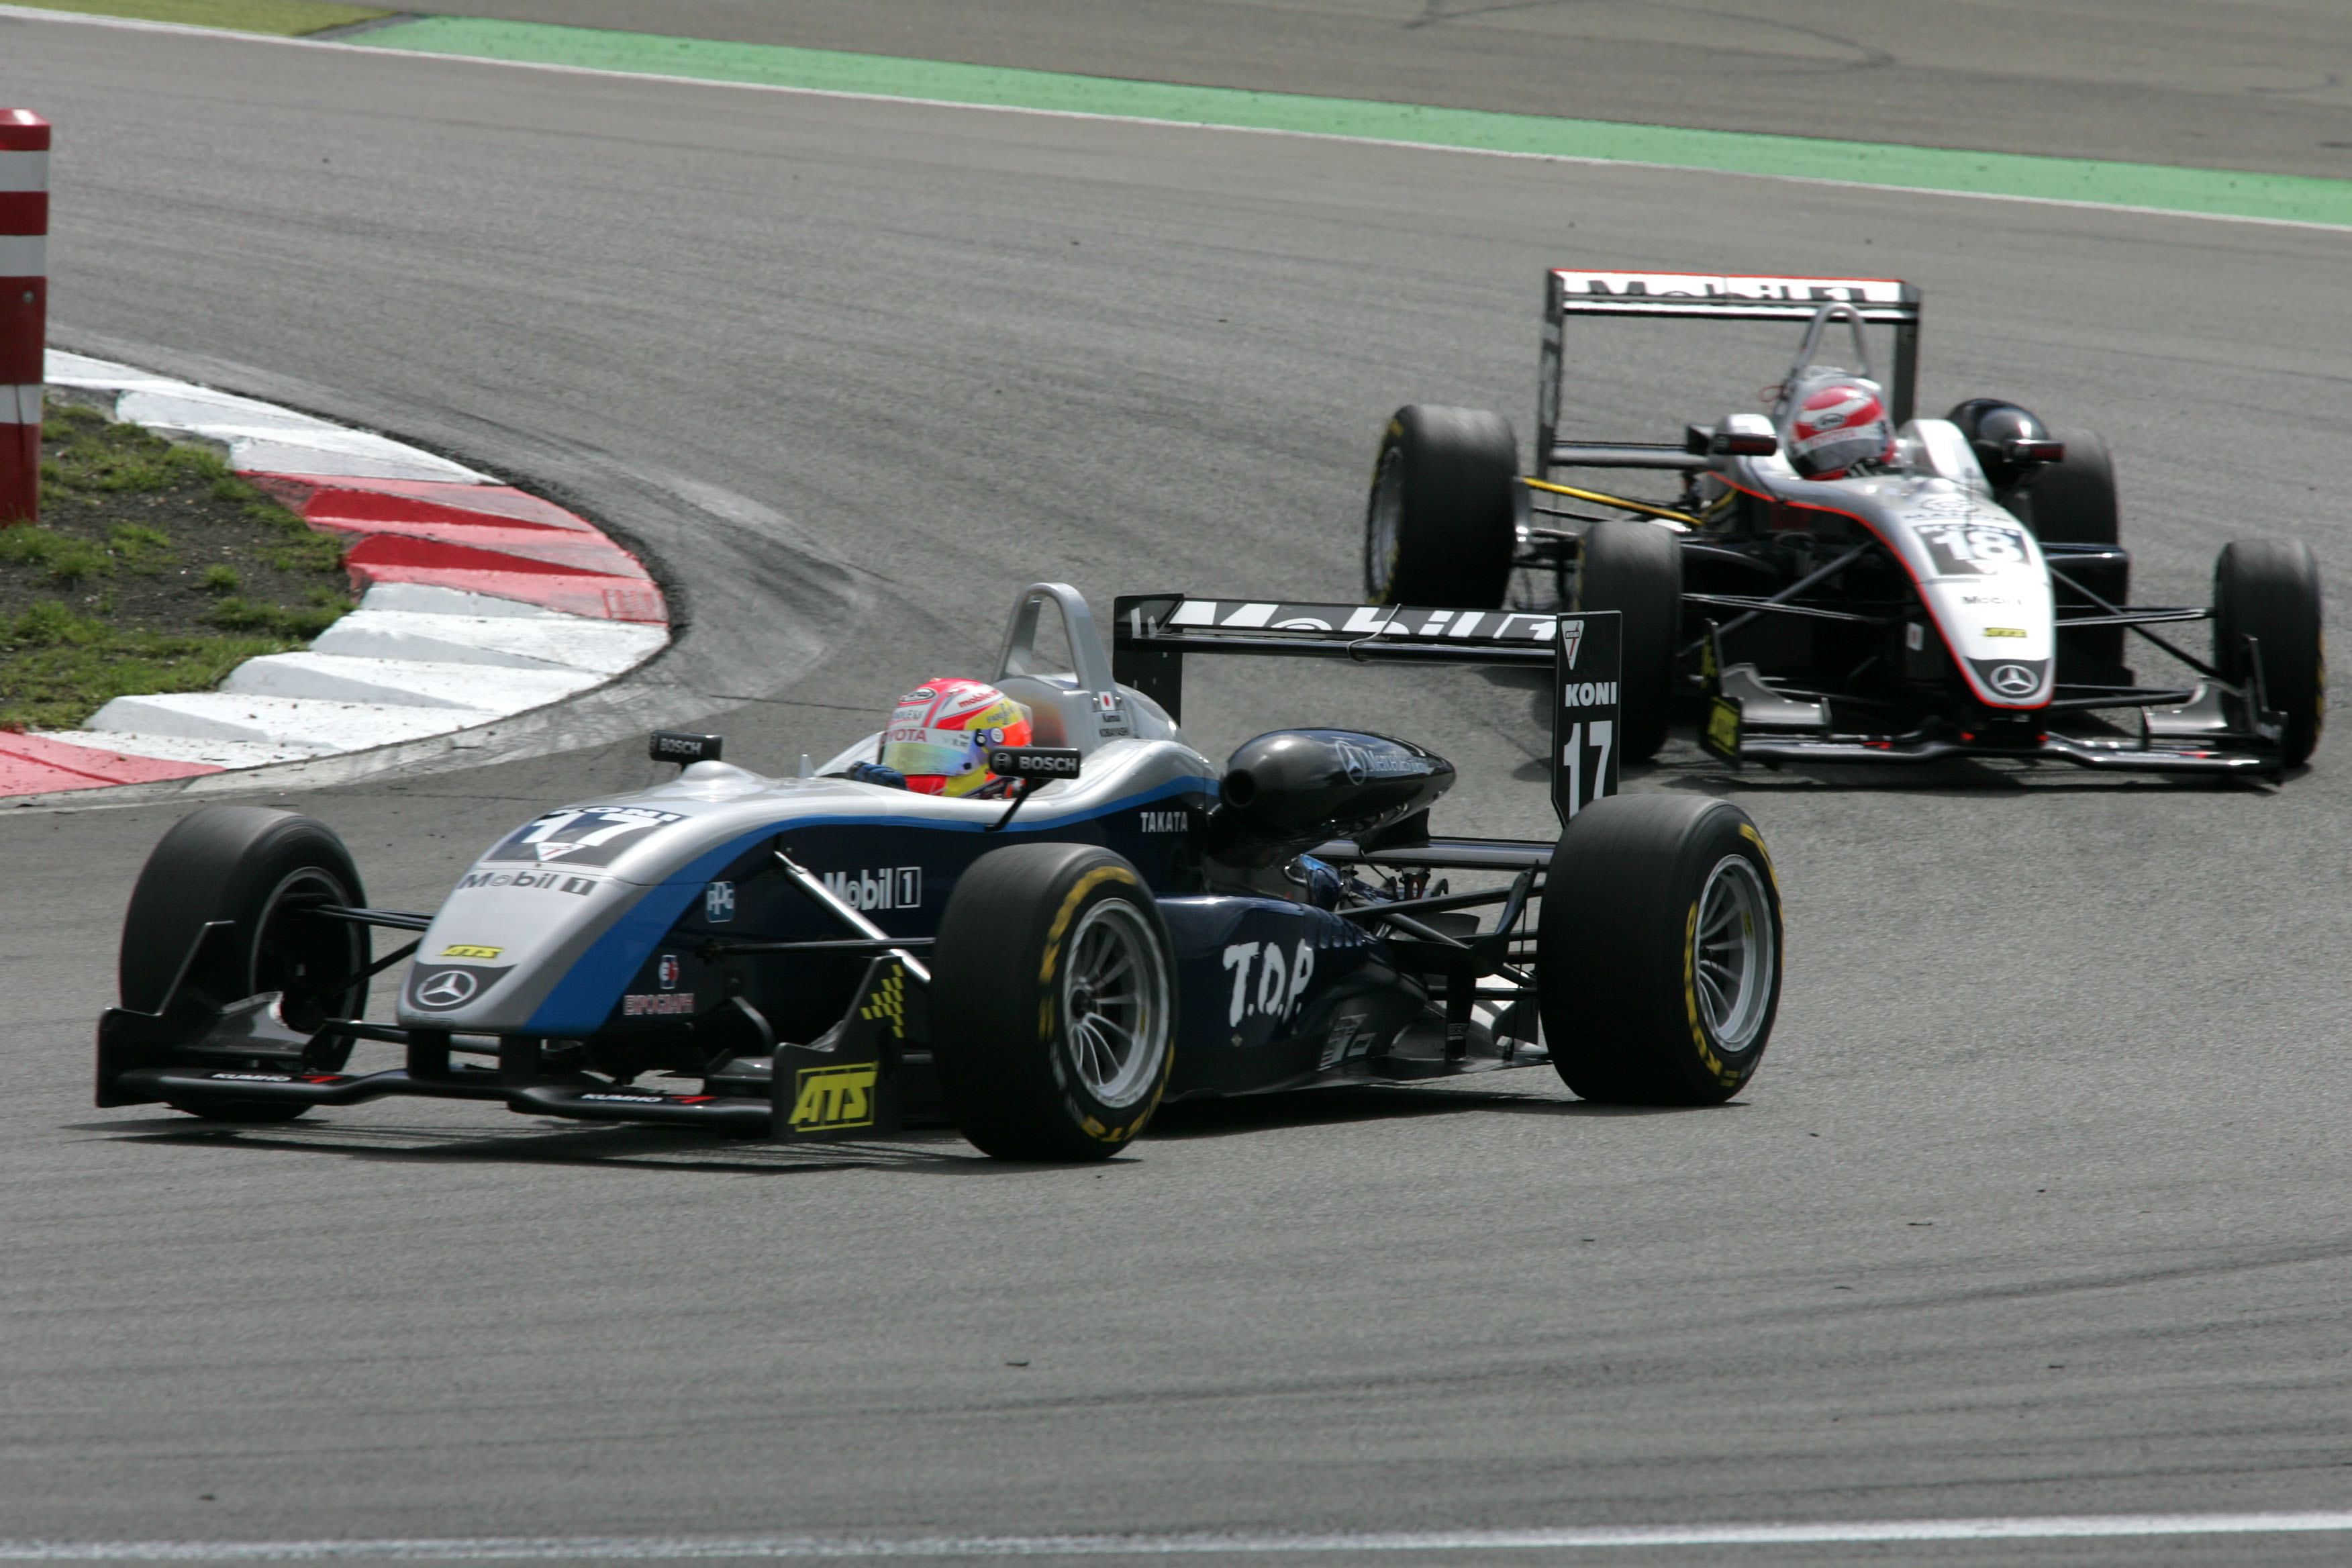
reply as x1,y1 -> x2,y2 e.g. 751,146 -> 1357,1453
1700,678 -> 2287,777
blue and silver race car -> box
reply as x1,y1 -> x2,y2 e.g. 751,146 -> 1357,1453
97,584 -> 1784,1161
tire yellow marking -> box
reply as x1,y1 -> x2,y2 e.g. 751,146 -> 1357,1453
1683,898 -> 1733,1086
1737,821 -> 1779,893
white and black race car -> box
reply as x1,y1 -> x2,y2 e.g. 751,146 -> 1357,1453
97,585 -> 1783,1162
1363,270 -> 2323,777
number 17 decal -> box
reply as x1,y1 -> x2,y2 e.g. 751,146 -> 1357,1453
1559,721 -> 1616,819
1551,610 -> 1623,826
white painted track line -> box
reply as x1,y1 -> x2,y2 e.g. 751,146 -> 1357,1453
7,1514 -> 2352,1559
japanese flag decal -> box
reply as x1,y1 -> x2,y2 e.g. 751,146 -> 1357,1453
1552,610 -> 1623,827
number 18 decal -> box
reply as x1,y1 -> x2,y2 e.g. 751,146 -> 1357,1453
1912,520 -> 2026,577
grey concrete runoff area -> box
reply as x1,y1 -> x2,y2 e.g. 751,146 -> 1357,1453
4,9 -> 2352,1565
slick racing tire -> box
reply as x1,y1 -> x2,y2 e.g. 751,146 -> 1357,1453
2214,538 -> 2325,767
1364,404 -> 1517,609
2021,426 -> 2128,674
1573,520 -> 1683,761
1536,795 -> 1780,1105
932,844 -> 1177,1161
121,807 -> 371,1122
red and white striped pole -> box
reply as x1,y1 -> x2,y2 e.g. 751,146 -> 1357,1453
1,110 -> 50,528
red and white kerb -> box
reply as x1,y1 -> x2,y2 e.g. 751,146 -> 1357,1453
0,110 -> 48,527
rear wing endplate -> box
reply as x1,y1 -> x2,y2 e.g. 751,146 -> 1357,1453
1536,270 -> 1923,477
1110,595 -> 1621,828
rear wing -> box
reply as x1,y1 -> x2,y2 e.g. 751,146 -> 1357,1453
1110,595 -> 1622,828
1536,270 -> 1922,479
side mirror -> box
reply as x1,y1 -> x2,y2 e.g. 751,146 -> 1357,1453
2004,437 -> 2065,465
1697,415 -> 1779,458
649,730 -> 723,766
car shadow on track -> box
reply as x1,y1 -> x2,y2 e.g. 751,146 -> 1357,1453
68,1084 -> 1720,1171
1143,1083 -> 1723,1140
67,1116 -> 989,1174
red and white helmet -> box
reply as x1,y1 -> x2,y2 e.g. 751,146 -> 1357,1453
879,677 -> 1033,797
1779,368 -> 1894,480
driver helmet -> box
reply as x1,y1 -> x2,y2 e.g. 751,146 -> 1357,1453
879,677 -> 1033,797
1779,368 -> 1895,480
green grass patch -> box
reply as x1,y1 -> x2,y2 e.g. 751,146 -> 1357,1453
0,524 -> 112,585
260,519 -> 348,574
205,590 -> 350,638
43,401 -> 228,495
13,0 -> 397,35
0,601 -> 297,730
0,402 -> 356,730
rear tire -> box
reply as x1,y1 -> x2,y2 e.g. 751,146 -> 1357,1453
121,807 -> 371,1121
932,844 -> 1177,1160
1573,520 -> 1683,761
2214,538 -> 2325,767
1536,795 -> 1781,1104
1363,404 -> 1517,609
2020,426 -> 2128,675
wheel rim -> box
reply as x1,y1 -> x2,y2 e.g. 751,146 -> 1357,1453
1061,900 -> 1171,1110
1365,445 -> 1404,599
1691,854 -> 1774,1052
253,868 -> 364,1032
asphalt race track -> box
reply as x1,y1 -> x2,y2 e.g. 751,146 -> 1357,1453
5,11 -> 2352,1564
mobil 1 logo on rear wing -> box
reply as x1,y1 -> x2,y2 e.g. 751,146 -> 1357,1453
1551,611 -> 1622,826
1155,599 -> 1559,644
1551,271 -> 1915,320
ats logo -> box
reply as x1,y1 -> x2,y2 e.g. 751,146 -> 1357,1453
789,1064 -> 877,1131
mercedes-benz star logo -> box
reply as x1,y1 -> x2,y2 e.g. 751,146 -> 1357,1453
413,969 -> 479,1009
1989,663 -> 2039,697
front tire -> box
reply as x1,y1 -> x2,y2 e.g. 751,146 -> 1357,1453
1574,520 -> 1683,761
1363,404 -> 1517,609
931,844 -> 1177,1160
120,807 -> 371,1120
1536,795 -> 1781,1104
2019,426 -> 2128,675
2214,538 -> 2324,767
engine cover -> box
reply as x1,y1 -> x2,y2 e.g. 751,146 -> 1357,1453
1210,730 -> 1455,862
